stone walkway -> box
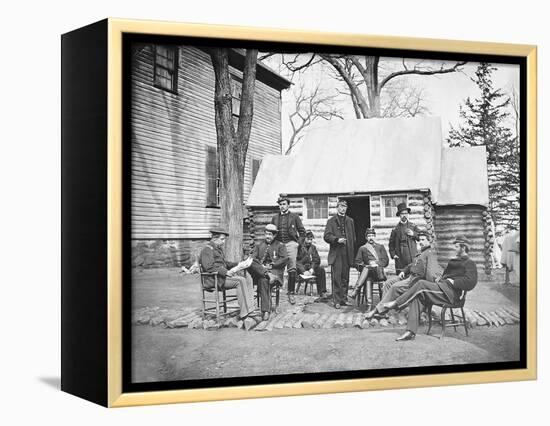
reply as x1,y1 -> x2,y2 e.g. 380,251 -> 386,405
133,293 -> 520,332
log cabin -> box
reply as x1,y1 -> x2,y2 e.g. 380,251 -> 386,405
130,44 -> 291,268
246,117 -> 495,277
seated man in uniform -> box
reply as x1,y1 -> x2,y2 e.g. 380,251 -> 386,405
199,227 -> 259,319
383,235 -> 478,341
364,229 -> 441,320
251,224 -> 289,321
296,230 -> 328,300
350,228 -> 389,306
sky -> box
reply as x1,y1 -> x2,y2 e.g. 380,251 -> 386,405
266,55 -> 520,154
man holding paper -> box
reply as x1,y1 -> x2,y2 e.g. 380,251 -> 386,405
199,227 -> 258,319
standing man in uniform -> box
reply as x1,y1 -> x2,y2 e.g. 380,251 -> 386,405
271,194 -> 306,305
296,230 -> 328,299
324,199 -> 356,309
389,202 -> 420,274
251,223 -> 288,320
383,235 -> 478,341
364,229 -> 441,319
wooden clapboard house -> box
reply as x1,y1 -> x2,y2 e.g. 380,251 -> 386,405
246,117 -> 495,276
131,44 -> 291,267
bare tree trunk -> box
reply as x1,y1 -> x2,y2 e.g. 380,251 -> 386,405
210,48 -> 258,261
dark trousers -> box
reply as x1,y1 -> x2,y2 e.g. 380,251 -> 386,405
247,260 -> 271,313
297,265 -> 327,294
331,252 -> 350,305
394,280 -> 452,334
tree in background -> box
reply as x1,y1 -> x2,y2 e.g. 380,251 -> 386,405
209,48 -> 258,260
446,63 -> 520,233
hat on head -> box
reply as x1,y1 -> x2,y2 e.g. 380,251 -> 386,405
396,202 -> 411,216
305,229 -> 315,238
453,235 -> 470,246
365,227 -> 376,236
416,228 -> 431,240
210,226 -> 229,236
265,223 -> 278,233
337,199 -> 348,207
277,194 -> 290,204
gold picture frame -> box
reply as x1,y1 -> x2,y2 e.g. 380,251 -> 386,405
61,17 -> 537,408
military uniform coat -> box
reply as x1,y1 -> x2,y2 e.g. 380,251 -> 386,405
388,220 -> 420,271
296,243 -> 321,271
252,239 -> 289,274
270,212 -> 306,244
323,214 -> 356,265
199,241 -> 237,289
402,245 -> 442,282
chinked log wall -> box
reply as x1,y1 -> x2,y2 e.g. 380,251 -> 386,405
433,205 -> 490,275
248,195 -> 491,277
246,192 -> 428,277
131,45 -> 282,267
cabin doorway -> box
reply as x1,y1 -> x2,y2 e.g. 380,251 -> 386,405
340,196 -> 371,250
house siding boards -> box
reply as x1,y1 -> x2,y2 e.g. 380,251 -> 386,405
131,45 -> 283,246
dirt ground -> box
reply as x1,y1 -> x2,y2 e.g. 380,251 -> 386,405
131,267 -> 521,383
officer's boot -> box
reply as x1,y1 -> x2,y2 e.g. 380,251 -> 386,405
287,271 -> 296,304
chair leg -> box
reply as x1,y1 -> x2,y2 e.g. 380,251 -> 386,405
461,307 -> 469,336
222,289 -> 228,313
450,308 -> 458,332
440,307 -> 447,339
214,285 -> 221,326
426,305 -> 433,335
201,288 -> 207,320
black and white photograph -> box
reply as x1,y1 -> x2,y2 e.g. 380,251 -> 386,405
128,39 -> 524,386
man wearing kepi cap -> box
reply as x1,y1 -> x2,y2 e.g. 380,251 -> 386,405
389,202 -> 420,274
251,223 -> 288,321
350,227 -> 389,308
383,235 -> 478,341
296,230 -> 328,299
271,194 -> 306,305
364,228 -> 441,320
324,199 -> 356,309
199,227 -> 258,319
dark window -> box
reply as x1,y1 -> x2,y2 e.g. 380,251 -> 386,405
231,75 -> 242,129
305,196 -> 328,219
251,157 -> 262,186
206,146 -> 219,206
154,45 -> 178,92
381,194 -> 408,219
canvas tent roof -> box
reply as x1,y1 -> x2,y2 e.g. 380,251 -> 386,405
246,117 -> 489,208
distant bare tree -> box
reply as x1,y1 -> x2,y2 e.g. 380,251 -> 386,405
274,53 -> 465,119
286,80 -> 343,154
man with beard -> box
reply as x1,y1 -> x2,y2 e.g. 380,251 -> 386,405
271,194 -> 306,305
199,227 -> 258,319
251,223 -> 288,321
383,235 -> 478,341
389,202 -> 420,274
296,230 -> 328,299
323,199 -> 356,309
364,229 -> 441,320
350,228 -> 389,309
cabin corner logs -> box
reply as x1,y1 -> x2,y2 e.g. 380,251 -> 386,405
245,191 -> 491,277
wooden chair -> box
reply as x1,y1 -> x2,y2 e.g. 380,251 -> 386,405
199,267 -> 239,325
426,293 -> 469,339
296,274 -> 316,296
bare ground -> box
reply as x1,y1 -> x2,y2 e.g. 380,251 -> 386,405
131,267 -> 521,383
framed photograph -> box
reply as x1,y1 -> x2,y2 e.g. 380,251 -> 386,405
61,18 -> 537,407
